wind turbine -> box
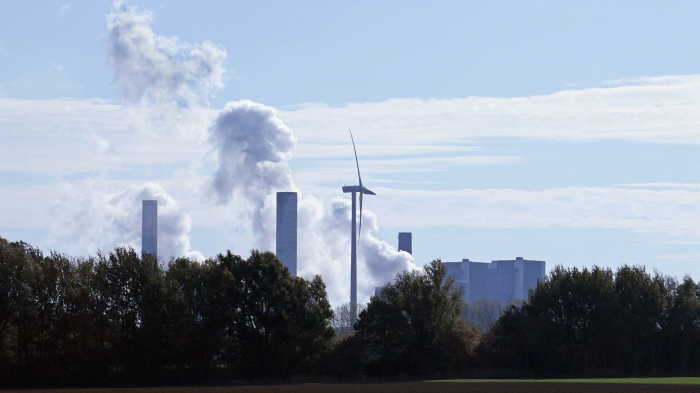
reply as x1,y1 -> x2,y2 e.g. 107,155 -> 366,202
342,129 -> 375,323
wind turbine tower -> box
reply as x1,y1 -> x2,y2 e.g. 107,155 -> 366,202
342,130 -> 375,323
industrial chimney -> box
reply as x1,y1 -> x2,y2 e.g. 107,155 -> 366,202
142,200 -> 157,258
276,192 -> 298,276
398,232 -> 412,255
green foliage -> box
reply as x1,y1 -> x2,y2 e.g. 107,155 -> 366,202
331,302 -> 367,336
0,237 -> 335,387
462,298 -> 522,333
481,264 -> 700,375
354,260 -> 480,376
4,237 -> 700,385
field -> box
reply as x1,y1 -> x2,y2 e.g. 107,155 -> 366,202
431,377 -> 700,384
7,379 -> 700,393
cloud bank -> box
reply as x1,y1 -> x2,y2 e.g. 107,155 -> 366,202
372,186 -> 700,244
279,74 -> 700,145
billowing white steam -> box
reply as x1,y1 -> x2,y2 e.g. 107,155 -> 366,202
208,101 -> 415,304
92,2 -> 412,304
209,100 -> 297,249
51,182 -> 203,261
106,1 -> 226,107
49,1 -> 216,262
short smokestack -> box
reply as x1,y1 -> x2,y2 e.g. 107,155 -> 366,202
276,192 -> 298,276
142,200 -> 157,258
398,232 -> 412,255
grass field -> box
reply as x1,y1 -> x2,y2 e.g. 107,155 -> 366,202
7,380 -> 700,393
430,377 -> 700,385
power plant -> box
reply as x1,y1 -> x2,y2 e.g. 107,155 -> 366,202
444,257 -> 545,302
373,234 -> 546,304
142,200 -> 157,258
276,192 -> 298,277
342,130 -> 375,323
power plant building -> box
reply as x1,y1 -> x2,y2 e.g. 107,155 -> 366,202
276,192 -> 298,276
444,257 -> 545,302
142,200 -> 157,258
398,232 -> 412,255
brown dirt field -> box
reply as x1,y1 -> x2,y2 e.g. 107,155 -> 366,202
6,382 -> 700,393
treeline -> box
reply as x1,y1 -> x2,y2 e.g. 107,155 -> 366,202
2,236 -> 700,387
480,265 -> 700,375
0,238 -> 334,387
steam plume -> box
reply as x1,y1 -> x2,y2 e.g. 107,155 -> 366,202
208,101 -> 415,304
51,182 -> 203,261
101,2 -> 413,304
106,1 -> 226,107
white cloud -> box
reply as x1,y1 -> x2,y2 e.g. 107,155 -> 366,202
657,252 -> 700,262
278,74 -> 700,145
105,1 -> 226,107
0,98 -> 212,175
613,183 -> 700,189
293,143 -> 477,159
2,74 -> 700,178
369,186 -> 700,244
58,4 -> 70,17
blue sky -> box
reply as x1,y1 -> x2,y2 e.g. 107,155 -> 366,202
1,1 -> 700,305
3,1 -> 700,105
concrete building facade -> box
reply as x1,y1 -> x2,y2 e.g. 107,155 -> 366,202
444,257 -> 545,302
276,192 -> 298,276
142,200 -> 157,258
398,232 -> 413,255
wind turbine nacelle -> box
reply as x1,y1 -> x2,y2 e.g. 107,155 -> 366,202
342,185 -> 376,195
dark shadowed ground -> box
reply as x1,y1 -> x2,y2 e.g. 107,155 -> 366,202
7,382 -> 700,393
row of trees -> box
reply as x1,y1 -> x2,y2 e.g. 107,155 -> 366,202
462,298 -> 521,334
0,237 -> 333,386
3,235 -> 700,386
481,265 -> 700,375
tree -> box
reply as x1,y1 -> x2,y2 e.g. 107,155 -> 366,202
478,303 -> 538,371
355,260 -> 479,375
215,250 -> 335,378
612,265 -> 666,373
332,302 -> 367,336
92,247 -> 186,384
526,265 -> 615,372
462,298 -> 520,333
662,276 -> 700,372
0,239 -> 41,386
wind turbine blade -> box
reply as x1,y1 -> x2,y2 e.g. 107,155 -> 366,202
358,191 -> 363,243
349,129 -> 362,187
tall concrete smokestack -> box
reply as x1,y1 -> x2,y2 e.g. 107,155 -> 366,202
276,192 -> 298,276
398,232 -> 412,255
142,200 -> 157,258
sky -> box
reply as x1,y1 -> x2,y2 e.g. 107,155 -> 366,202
1,1 -> 700,306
